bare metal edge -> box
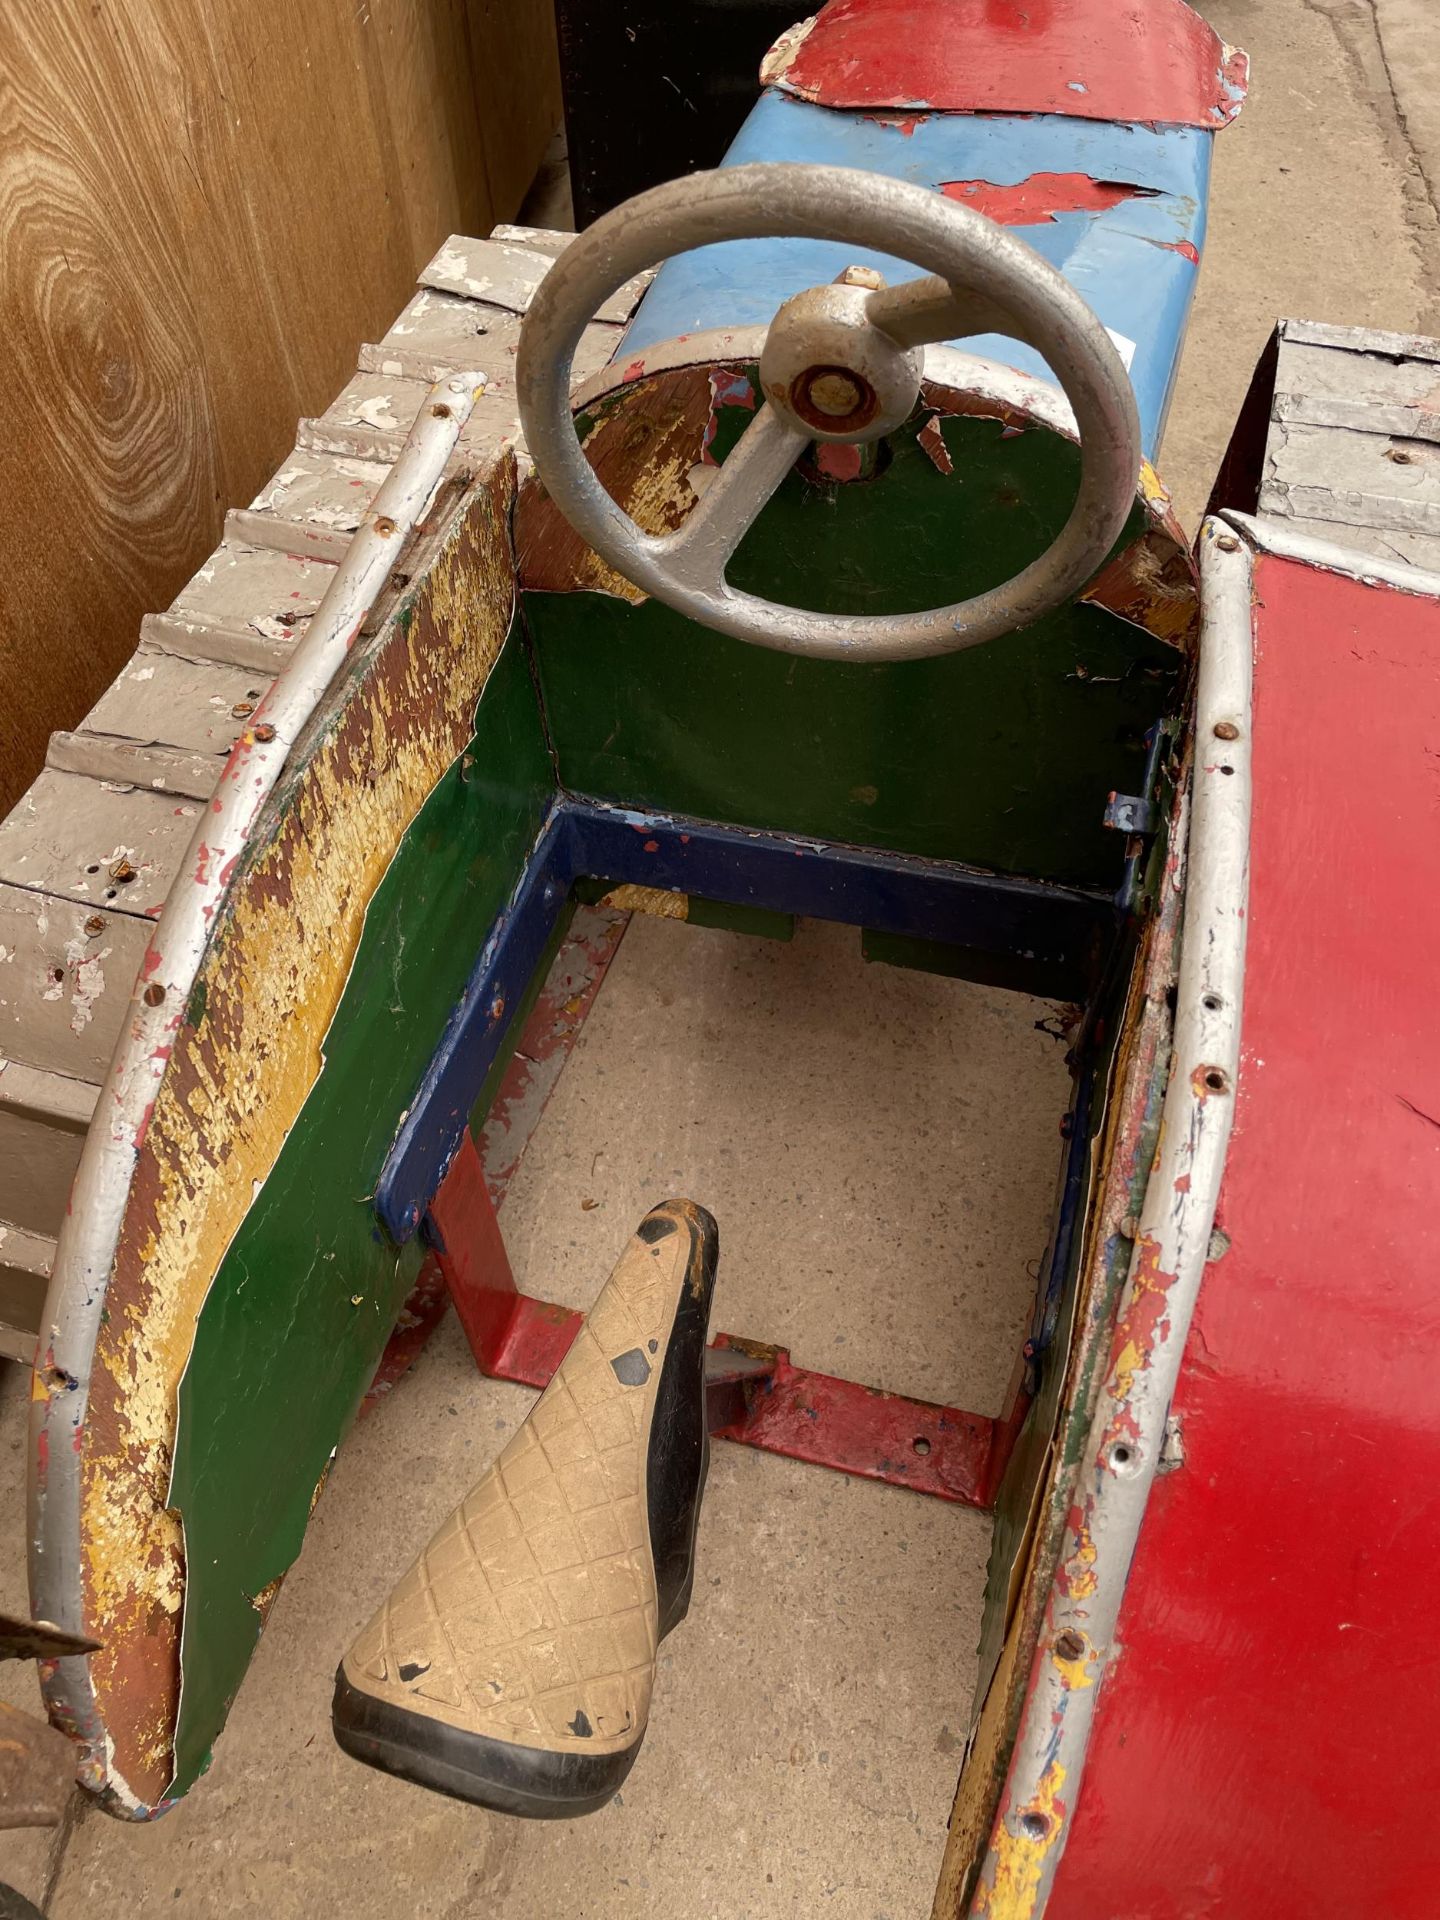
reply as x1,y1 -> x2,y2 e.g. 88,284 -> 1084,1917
1221,508 -> 1440,598
966,516 -> 1253,1913
28,375 -> 483,1817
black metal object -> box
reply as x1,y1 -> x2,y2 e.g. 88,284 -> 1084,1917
554,0 -> 801,226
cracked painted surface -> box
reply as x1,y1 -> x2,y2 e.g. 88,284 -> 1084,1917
63,460 -> 518,1810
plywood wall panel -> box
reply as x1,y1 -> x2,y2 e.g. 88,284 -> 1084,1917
0,0 -> 559,821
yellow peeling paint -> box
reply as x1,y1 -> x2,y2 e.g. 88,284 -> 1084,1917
564,392 -> 710,603
974,1761 -> 1068,1919
600,884 -> 689,920
80,462 -> 518,1795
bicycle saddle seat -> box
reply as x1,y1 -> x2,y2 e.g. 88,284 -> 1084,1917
333,1198 -> 718,1817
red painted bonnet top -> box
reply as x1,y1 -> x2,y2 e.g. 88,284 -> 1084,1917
762,0 -> 1249,130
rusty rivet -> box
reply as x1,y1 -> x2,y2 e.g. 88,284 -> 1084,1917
1215,533 -> 1240,553
1055,1630 -> 1086,1663
143,982 -> 165,1008
84,914 -> 106,936
109,858 -> 136,884
431,402 -> 452,419
231,701 -> 255,719
1212,719 -> 1240,741
373,515 -> 397,537
253,723 -> 277,743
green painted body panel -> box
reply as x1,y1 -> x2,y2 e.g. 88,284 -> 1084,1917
526,411 -> 1179,891
167,629 -> 554,1794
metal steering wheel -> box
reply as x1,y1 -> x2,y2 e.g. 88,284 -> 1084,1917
516,164 -> 1141,663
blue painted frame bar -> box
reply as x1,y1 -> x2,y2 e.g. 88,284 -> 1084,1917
375,796 -> 1117,1243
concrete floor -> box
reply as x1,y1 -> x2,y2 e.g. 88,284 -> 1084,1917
3,2 -> 1438,1911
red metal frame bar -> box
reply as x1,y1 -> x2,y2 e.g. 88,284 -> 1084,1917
427,1130 -> 1022,1510
363,905 -> 628,1413
366,900 -> 1029,1508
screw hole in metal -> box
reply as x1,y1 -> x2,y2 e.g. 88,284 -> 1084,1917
1019,1811 -> 1051,1841
912,1435 -> 932,1457
1203,1067 -> 1229,1094
1202,992 -> 1223,1012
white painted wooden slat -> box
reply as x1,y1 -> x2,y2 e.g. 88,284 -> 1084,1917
420,233 -> 653,325
0,1222 -> 51,1359
0,1060 -> 95,1241
138,612 -> 297,675
169,541 -> 336,641
0,882 -> 152,1083
45,733 -> 221,803
0,770 -> 199,917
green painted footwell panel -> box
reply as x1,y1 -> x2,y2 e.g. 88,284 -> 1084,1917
167,630 -> 553,1795
527,412 -> 1180,892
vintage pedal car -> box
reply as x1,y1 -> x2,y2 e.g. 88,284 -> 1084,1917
10,1 -> 1440,1915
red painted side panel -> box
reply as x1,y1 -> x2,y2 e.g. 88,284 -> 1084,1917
770,0 -> 1248,130
1051,556 -> 1440,1917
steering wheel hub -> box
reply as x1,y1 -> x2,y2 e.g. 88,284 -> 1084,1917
759,282 -> 921,444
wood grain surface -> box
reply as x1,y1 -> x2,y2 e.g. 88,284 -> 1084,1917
0,0 -> 559,820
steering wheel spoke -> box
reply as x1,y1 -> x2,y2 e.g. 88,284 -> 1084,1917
650,404 -> 811,596
865,275 -> 1026,354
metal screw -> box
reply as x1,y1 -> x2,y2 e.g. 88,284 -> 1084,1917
431,403 -> 452,419
373,515 -> 397,538
1055,1630 -> 1086,1662
1213,719 -> 1240,741
1215,533 -> 1240,553
1119,1212 -> 1139,1241
143,983 -> 165,1008
231,701 -> 255,719
109,858 -> 136,884
253,723 -> 277,743
84,915 -> 106,936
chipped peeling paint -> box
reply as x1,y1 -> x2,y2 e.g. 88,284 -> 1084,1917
940,176 -> 1152,227
77,464 -> 517,1806
974,1760 -> 1068,1919
964,522 -> 1251,1914
598,884 -> 688,920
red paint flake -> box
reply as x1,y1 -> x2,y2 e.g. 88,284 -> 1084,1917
941,173 -> 1150,226
1157,237 -> 1201,264
768,0 -> 1249,130
643,839 -> 659,853
622,358 -> 646,383
864,111 -> 928,135
814,442 -> 865,483
918,414 -> 954,475
141,946 -> 163,979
